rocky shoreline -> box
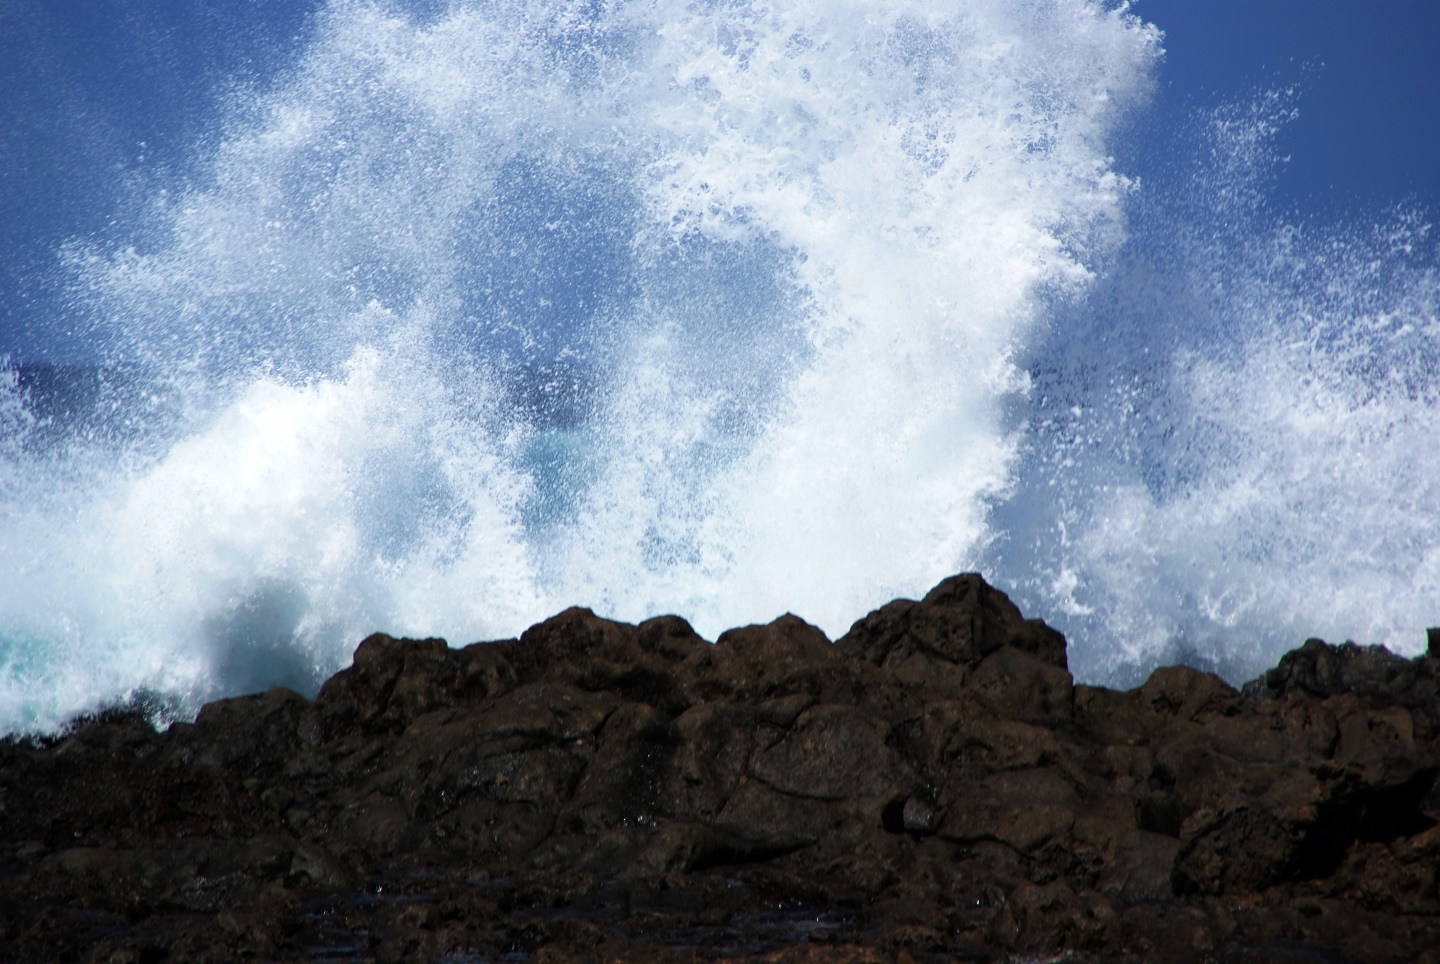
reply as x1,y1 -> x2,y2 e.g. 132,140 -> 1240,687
3,574 -> 1439,963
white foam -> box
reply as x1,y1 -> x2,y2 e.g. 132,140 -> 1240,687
986,93 -> 1440,683
14,0 -> 1321,733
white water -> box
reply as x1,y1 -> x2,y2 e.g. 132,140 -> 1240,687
1,0 -> 1436,733
986,89 -> 1440,684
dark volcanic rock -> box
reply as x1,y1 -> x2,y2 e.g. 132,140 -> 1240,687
3,573 -> 1440,963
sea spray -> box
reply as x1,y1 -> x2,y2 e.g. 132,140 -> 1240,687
986,88 -> 1440,684
9,0 -> 1435,733
1,0 -> 1160,732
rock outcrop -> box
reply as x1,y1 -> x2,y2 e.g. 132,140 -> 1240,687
3,574 -> 1439,962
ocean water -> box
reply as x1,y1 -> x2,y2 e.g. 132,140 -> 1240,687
1,0 -> 1436,733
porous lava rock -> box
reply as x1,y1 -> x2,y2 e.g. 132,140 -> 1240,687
3,574 -> 1439,962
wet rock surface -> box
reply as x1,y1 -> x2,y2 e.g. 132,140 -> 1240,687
3,574 -> 1439,963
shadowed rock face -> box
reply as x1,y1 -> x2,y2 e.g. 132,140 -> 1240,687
3,574 -> 1440,963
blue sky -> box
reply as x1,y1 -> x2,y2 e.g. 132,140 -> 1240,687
0,0 -> 317,364
1138,0 -> 1440,215
1,0 -> 1438,364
